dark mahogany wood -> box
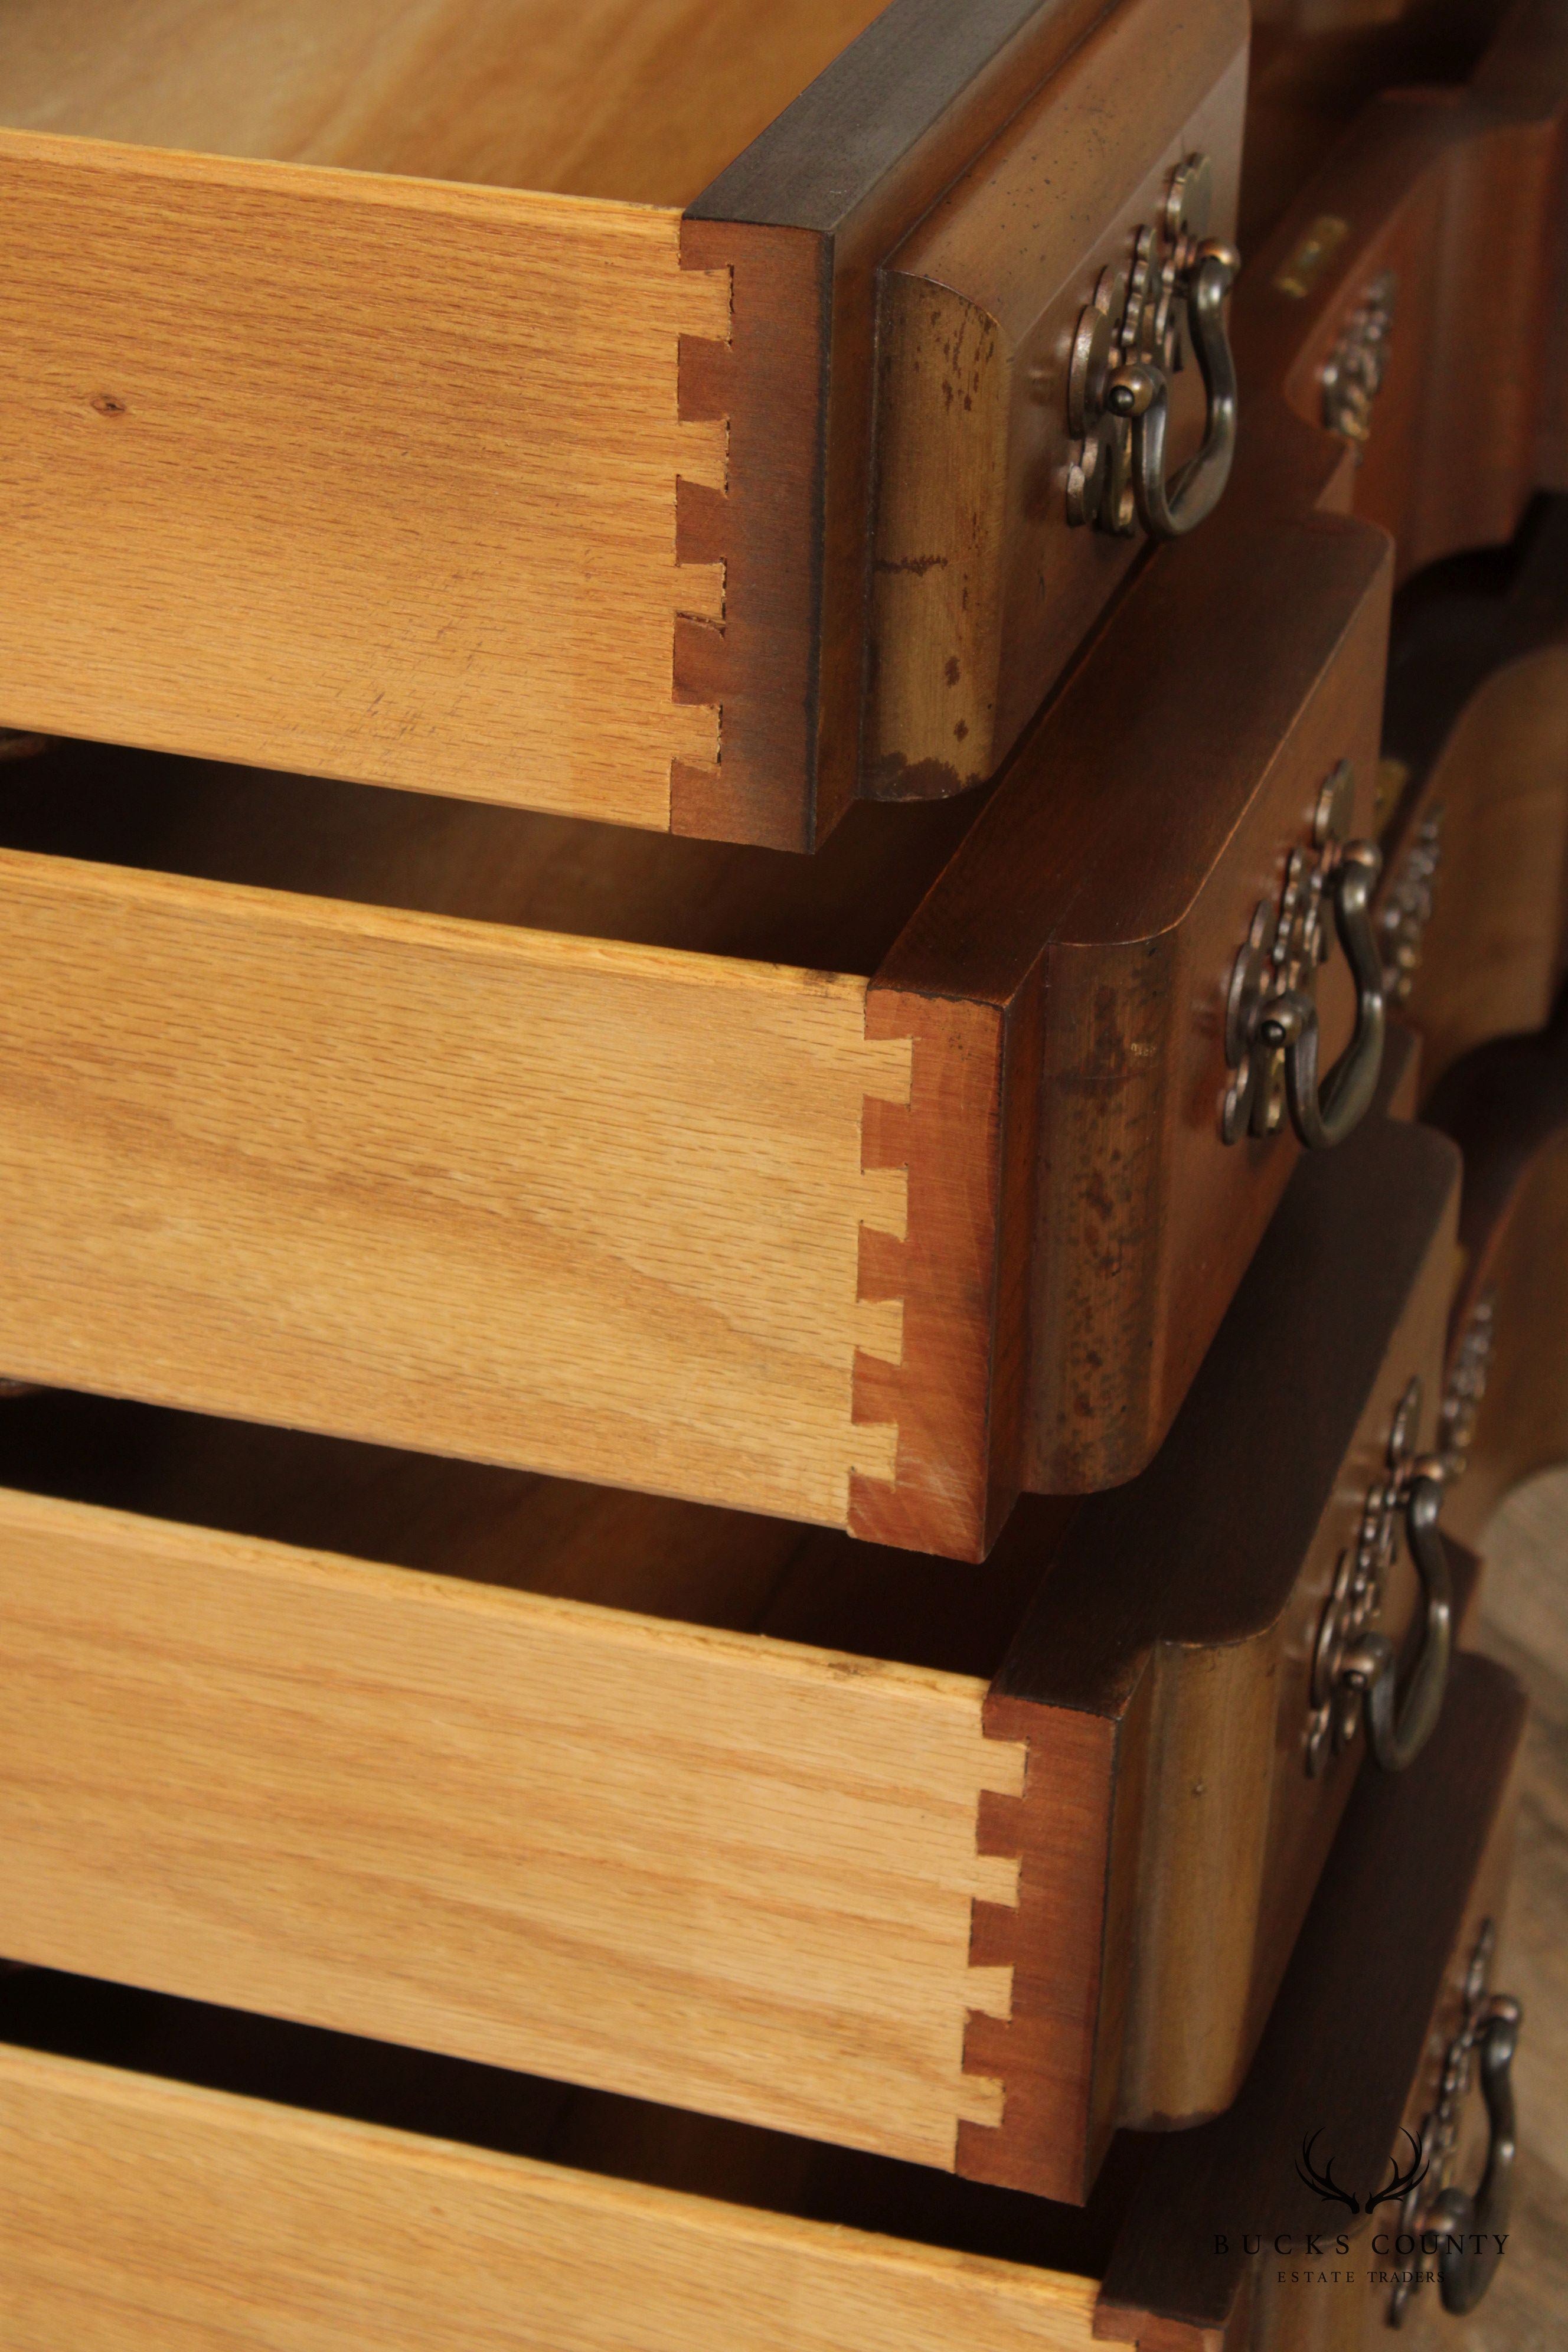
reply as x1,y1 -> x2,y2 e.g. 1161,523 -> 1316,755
1230,0 -> 1568,580
681,0 -> 1247,843
680,0 -> 1115,845
865,501 -> 1391,1522
1426,1014 -> 1568,1544
1378,498 -> 1568,1094
775,1112 -> 1466,2204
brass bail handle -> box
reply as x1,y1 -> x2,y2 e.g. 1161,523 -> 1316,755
1064,154 -> 1240,543
1221,765 -> 1387,1152
1105,244 -> 1239,539
1258,844 -> 1386,1150
1432,2000 -> 1522,2315
1338,1466 -> 1454,1774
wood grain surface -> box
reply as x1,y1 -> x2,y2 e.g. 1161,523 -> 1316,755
0,850 -> 913,1526
0,133 -> 730,828
874,504 -> 1391,1498
867,0 -> 1246,795
0,1482 -> 1030,2168
0,2043 -> 1100,2352
1095,1652 -> 1528,2349
0,0 -> 889,207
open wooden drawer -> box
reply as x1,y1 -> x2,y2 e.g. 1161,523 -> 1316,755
0,1112 -> 1476,2207
0,0 -> 1247,850
1231,0 -> 1568,571
0,507 -> 1391,1550
0,1650 -> 1525,2351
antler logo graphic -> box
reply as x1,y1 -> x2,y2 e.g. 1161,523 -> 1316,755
1366,2128 -> 1429,2213
1294,2127 -> 1429,2217
1295,2131 -> 1361,2213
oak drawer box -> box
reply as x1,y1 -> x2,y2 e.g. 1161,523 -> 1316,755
0,1114 -> 1469,2207
0,508 -> 1392,1553
0,1652 -> 1525,2352
0,0 -> 1247,850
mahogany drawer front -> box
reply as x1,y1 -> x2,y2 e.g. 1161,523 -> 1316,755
1378,499 -> 1568,1096
865,0 -> 1245,798
0,1652 -> 1525,2352
1232,0 -> 1568,573
966,1112 -> 1464,2200
0,505 -> 1391,1557
0,1119 -> 1470,2209
1426,1024 -> 1568,1547
0,0 -> 1247,852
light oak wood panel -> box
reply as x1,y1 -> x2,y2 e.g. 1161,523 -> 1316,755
0,852 -> 912,1525
0,133 -> 730,827
0,0 -> 891,207
0,2047 -> 1100,2352
0,1487 -> 1027,2167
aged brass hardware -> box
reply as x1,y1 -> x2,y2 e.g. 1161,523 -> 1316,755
1306,1378 -> 1453,1777
1440,1288 -> 1496,1481
1221,762 -> 1387,1149
1322,270 -> 1396,447
1273,213 -> 1350,300
1379,801 -> 1443,1004
1066,154 -> 1239,541
1389,1922 -> 1521,2325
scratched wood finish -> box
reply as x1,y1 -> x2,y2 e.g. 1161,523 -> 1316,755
870,502 -> 1391,1502
0,1655 -> 1523,2352
865,0 -> 1247,795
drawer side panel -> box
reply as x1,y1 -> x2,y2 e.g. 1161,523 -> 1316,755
0,2044 -> 1101,2350
0,854 -> 910,1525
0,1489 -> 1028,2167
0,133 -> 730,832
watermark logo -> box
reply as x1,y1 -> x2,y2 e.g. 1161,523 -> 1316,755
1293,2126 -> 1428,2216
